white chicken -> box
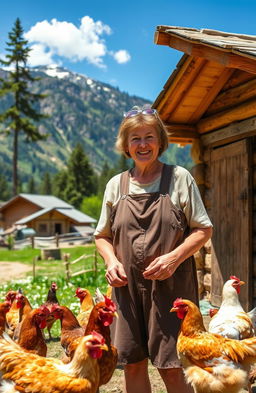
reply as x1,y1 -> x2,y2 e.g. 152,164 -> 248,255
208,275 -> 255,340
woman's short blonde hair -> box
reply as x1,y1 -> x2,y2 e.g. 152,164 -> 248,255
115,107 -> 169,158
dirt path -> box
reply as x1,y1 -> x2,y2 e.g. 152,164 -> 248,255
0,262 -> 31,282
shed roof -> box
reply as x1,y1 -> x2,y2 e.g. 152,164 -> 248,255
153,26 -> 256,145
0,193 -> 72,211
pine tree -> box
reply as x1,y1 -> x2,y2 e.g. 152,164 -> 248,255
0,18 -> 47,196
27,177 -> 37,194
0,174 -> 11,201
64,143 -> 96,208
40,172 -> 52,195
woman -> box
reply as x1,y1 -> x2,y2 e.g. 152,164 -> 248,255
94,105 -> 212,393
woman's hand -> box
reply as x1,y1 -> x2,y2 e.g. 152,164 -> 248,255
143,253 -> 180,281
105,261 -> 128,287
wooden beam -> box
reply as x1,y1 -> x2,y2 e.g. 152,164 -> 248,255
165,124 -> 199,144
156,33 -> 256,75
206,77 -> 256,116
201,116 -> 256,147
188,68 -> 235,123
197,98 -> 256,134
159,58 -> 208,119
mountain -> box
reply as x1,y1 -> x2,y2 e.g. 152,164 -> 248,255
0,65 -> 192,187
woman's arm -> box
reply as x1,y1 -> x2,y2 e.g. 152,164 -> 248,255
95,236 -> 128,287
143,226 -> 212,281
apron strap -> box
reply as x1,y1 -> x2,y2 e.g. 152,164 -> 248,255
120,170 -> 130,195
159,164 -> 174,194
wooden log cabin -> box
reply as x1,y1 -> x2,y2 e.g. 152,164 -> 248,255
153,26 -> 256,310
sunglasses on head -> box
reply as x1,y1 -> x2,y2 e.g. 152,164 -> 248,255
123,108 -> 157,118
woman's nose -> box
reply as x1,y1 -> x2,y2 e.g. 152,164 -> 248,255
139,139 -> 147,147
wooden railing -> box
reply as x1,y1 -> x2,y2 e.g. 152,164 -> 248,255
63,250 -> 99,282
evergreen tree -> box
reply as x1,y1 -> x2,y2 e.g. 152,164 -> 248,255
40,172 -> 52,195
63,143 -> 96,208
27,177 -> 37,194
0,174 -> 11,201
52,170 -> 68,200
0,18 -> 47,196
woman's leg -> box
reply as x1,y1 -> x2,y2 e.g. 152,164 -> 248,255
123,358 -> 151,393
157,367 -> 194,393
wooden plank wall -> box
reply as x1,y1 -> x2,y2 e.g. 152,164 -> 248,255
252,137 -> 256,306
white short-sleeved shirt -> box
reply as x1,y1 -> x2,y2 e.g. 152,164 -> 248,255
94,165 -> 212,238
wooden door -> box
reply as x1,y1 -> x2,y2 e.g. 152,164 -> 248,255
210,139 -> 252,310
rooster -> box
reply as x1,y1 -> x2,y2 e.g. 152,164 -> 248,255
0,331 -> 108,393
75,288 -> 94,328
42,282 -> 59,340
208,276 -> 255,339
0,302 -> 11,336
171,297 -> 256,393
17,305 -> 50,356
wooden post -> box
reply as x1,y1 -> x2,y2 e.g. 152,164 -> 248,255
33,257 -> 36,279
55,233 -> 59,248
63,253 -> 70,282
94,250 -> 98,279
31,236 -> 35,249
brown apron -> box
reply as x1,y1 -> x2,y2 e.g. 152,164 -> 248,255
110,164 -> 198,368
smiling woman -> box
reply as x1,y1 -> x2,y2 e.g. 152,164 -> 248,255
94,105 -> 212,393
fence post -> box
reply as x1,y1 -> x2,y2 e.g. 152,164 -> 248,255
31,236 -> 35,249
93,250 -> 98,279
56,233 -> 59,248
33,256 -> 37,279
63,253 -> 70,282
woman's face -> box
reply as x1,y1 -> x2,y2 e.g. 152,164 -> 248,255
126,126 -> 160,165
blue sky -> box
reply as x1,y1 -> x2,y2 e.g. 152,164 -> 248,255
0,0 -> 255,102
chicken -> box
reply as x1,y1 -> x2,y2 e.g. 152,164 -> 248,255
5,291 -> 20,337
42,282 -> 59,340
0,302 -> 11,336
170,297 -> 256,393
84,296 -> 118,387
12,293 -> 33,341
52,296 -> 118,388
51,305 -> 85,362
75,288 -> 94,328
0,330 -> 108,393
208,276 -> 255,339
16,305 -> 50,356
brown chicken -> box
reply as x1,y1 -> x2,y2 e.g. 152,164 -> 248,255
84,296 -> 118,387
51,304 -> 85,362
17,305 -> 50,356
170,298 -> 256,393
0,301 -> 11,336
12,293 -> 33,341
75,287 -> 94,327
42,281 -> 59,340
5,291 -> 20,337
0,330 -> 108,393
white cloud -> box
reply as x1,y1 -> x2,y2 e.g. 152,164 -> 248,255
28,44 -> 55,67
24,16 -> 113,68
112,49 -> 131,64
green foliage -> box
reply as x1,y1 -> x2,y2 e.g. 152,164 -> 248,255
27,177 -> 37,194
53,144 -> 97,208
81,195 -> 103,220
39,171 -> 52,195
0,18 -> 47,195
0,173 -> 11,201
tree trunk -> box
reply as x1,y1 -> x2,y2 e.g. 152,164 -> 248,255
13,127 -> 18,196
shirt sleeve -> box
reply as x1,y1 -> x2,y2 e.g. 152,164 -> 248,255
94,174 -> 121,238
183,177 -> 213,229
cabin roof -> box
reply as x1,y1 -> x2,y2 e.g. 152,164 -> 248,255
153,26 -> 256,145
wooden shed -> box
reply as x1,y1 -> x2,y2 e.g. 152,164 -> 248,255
153,26 -> 256,309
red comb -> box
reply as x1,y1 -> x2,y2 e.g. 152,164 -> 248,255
230,275 -> 240,281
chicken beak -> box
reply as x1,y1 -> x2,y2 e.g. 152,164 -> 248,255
240,281 -> 245,286
113,311 -> 118,318
170,307 -> 178,313
100,343 -> 108,352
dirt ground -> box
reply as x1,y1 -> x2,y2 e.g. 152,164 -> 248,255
0,261 -> 31,282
